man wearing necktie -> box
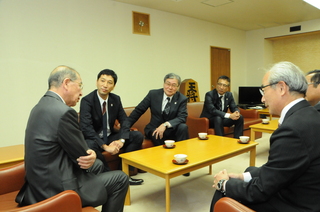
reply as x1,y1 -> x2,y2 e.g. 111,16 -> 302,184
122,73 -> 189,147
79,69 -> 144,185
200,75 -> 244,138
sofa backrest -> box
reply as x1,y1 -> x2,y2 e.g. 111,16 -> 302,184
123,107 -> 151,135
187,101 -> 204,118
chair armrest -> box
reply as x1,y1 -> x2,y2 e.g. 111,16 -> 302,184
186,116 -> 209,138
239,108 -> 259,119
10,190 -> 93,212
0,162 -> 25,195
213,197 -> 255,212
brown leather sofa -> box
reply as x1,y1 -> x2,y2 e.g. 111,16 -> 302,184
214,197 -> 255,212
0,162 -> 98,212
187,101 -> 262,139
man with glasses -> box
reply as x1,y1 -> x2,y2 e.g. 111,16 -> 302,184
210,62 -> 320,212
305,69 -> 320,110
200,75 -> 243,138
122,73 -> 189,147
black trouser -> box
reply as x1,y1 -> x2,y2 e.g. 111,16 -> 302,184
209,115 -> 244,138
146,123 -> 189,146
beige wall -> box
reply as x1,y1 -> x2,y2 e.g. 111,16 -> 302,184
271,32 -> 320,73
1,0 -> 320,147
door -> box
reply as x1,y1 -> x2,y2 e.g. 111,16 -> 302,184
210,47 -> 230,90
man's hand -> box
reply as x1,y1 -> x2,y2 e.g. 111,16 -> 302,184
103,143 -> 120,155
230,111 -> 240,120
152,124 -> 166,139
110,140 -> 124,149
212,169 -> 229,188
77,149 -> 96,169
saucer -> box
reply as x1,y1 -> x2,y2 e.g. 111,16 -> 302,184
172,159 -> 189,165
163,144 -> 176,149
262,122 -> 269,125
198,136 -> 209,140
237,140 -> 250,144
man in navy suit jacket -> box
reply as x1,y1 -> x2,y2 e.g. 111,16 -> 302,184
122,73 -> 189,146
79,69 -> 144,185
211,62 -> 320,212
200,75 -> 243,138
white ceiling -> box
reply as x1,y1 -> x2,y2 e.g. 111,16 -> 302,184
113,0 -> 320,31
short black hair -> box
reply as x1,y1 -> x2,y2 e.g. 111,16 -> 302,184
217,75 -> 230,83
307,69 -> 320,87
97,69 -> 118,85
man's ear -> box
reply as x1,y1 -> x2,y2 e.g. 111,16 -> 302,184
62,78 -> 71,90
277,81 -> 288,94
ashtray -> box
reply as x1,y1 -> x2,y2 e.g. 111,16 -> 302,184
163,144 -> 176,149
172,159 -> 189,165
237,140 -> 250,144
198,136 -> 209,140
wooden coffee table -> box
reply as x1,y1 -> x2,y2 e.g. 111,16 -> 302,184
0,144 -> 24,168
250,119 -> 278,142
120,135 -> 258,212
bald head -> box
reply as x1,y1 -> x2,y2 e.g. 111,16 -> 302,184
48,65 -> 79,89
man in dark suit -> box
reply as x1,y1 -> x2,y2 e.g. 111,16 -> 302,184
122,73 -> 189,147
210,62 -> 320,212
16,66 -> 129,212
79,69 -> 144,185
200,75 -> 243,138
305,69 -> 320,110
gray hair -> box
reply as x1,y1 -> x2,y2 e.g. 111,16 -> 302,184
48,65 -> 79,89
163,73 -> 181,86
268,61 -> 307,95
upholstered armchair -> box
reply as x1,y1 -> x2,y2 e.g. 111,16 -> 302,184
214,197 -> 255,212
0,162 -> 98,212
186,102 -> 262,139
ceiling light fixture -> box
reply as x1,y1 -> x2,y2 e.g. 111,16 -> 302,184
303,0 -> 320,9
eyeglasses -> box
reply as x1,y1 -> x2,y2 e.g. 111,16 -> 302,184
71,80 -> 84,90
164,82 -> 178,88
217,82 -> 229,88
259,82 -> 278,96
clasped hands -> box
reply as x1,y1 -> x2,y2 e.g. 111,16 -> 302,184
230,111 -> 241,120
212,169 -> 244,189
102,140 -> 124,155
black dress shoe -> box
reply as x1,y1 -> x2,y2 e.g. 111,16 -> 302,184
129,177 -> 144,185
183,172 -> 190,177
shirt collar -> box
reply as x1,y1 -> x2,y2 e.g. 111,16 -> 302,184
96,91 -> 108,106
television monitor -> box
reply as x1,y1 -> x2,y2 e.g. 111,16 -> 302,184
238,86 -> 263,106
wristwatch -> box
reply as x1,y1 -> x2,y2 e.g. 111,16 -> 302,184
163,122 -> 169,128
120,139 -> 125,143
217,179 -> 227,194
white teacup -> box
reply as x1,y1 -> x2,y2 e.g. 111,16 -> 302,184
262,119 -> 269,124
239,136 -> 250,143
198,132 -> 207,139
174,154 -> 187,163
164,140 -> 175,147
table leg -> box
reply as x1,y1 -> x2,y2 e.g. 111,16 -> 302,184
249,147 -> 256,166
250,129 -> 256,142
165,175 -> 171,212
122,159 -> 131,205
